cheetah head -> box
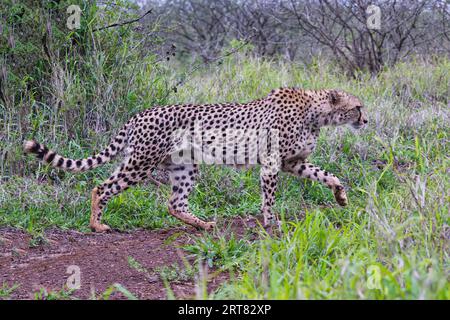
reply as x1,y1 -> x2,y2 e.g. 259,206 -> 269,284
326,90 -> 367,129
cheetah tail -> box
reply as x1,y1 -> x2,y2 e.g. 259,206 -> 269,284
23,127 -> 128,173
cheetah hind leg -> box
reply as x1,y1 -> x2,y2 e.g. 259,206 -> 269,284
89,156 -> 147,233
166,163 -> 215,231
168,208 -> 215,231
90,187 -> 112,233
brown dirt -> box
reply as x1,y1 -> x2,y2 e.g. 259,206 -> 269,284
0,217 -> 262,300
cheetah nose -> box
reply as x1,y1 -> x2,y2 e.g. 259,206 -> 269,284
363,119 -> 368,124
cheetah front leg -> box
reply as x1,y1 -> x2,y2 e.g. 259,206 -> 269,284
260,172 -> 279,227
282,161 -> 348,206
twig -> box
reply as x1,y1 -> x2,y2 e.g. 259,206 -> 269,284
173,30 -> 258,90
92,9 -> 152,32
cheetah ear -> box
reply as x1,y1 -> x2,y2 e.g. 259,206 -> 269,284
329,90 -> 341,105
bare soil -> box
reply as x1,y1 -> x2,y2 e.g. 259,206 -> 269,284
0,217 -> 260,300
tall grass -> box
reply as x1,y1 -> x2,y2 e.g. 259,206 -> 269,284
0,0 -> 173,178
174,54 -> 449,299
0,46 -> 449,299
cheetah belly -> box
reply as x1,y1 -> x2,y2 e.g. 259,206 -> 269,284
168,120 -> 263,167
169,138 -> 259,168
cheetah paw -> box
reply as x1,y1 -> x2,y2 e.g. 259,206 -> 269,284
90,223 -> 112,233
333,186 -> 348,207
263,215 -> 280,228
203,221 -> 216,231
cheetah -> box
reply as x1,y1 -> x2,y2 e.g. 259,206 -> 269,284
24,88 -> 367,232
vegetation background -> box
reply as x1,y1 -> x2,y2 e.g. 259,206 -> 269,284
0,0 -> 449,299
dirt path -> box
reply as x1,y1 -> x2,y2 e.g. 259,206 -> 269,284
0,218 -> 258,300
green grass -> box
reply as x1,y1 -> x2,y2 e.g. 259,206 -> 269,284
33,287 -> 75,300
1,54 -> 449,299
184,231 -> 251,270
0,283 -> 19,299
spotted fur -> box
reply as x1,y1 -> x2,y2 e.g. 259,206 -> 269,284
23,126 -> 129,172
24,88 -> 367,232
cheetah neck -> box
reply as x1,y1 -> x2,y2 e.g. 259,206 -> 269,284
303,90 -> 334,128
